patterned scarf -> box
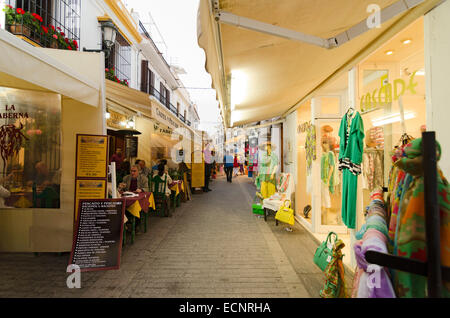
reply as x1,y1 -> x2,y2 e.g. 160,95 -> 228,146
392,138 -> 450,298
320,240 -> 347,298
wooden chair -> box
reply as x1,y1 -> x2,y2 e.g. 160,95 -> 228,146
151,174 -> 170,217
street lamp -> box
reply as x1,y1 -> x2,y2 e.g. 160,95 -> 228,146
83,19 -> 117,58
101,20 -> 117,52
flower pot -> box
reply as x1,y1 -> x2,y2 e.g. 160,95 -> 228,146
50,41 -> 58,49
9,24 -> 31,37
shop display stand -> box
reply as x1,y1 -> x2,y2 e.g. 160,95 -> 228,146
365,131 -> 450,298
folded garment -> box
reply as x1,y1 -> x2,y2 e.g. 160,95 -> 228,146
354,230 -> 396,298
356,215 -> 388,240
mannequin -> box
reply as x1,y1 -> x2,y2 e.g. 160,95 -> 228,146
258,142 -> 279,199
321,138 -> 335,223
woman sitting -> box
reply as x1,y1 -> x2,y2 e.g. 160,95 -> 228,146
153,163 -> 172,197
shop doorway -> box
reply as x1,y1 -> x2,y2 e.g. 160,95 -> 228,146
107,129 -> 125,162
315,119 -> 349,234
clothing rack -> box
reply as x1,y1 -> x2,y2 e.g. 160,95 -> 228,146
365,131 -> 450,298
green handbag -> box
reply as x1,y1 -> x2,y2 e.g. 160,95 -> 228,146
313,232 -> 338,272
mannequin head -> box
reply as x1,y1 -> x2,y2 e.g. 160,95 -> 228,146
321,139 -> 330,152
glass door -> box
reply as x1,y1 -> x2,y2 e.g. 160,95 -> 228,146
315,119 -> 349,234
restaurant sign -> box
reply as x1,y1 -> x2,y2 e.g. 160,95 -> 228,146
152,103 -> 180,131
106,110 -> 128,130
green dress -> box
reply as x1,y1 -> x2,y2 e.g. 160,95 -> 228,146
321,151 -> 336,194
338,111 -> 364,229
259,151 -> 278,184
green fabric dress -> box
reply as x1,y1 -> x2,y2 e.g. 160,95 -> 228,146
259,151 -> 279,184
321,151 -> 336,194
338,111 -> 365,229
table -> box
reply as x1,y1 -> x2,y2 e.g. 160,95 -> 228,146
122,192 -> 155,244
169,180 -> 184,209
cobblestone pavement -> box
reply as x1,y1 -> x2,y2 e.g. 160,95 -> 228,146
0,175 -> 345,298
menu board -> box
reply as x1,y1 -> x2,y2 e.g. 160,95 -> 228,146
74,180 -> 107,221
125,136 -> 138,158
76,135 -> 108,178
70,199 -> 125,272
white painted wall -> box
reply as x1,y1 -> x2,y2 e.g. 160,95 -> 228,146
425,0 -> 450,178
80,1 -> 103,52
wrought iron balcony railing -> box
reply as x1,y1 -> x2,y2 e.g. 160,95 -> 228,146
5,0 -> 81,50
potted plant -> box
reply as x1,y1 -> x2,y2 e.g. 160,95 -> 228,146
30,12 -> 43,44
48,25 -> 59,48
3,5 -> 33,37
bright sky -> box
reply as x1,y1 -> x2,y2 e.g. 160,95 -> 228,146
124,0 -> 221,135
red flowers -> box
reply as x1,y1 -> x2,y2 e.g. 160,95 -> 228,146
6,5 -> 12,9
60,31 -> 65,37
52,34 -> 58,39
41,26 -> 49,34
64,37 -> 69,44
16,8 -> 25,15
32,13 -> 43,22
68,46 -> 72,50
49,25 -> 56,32
72,40 -> 78,49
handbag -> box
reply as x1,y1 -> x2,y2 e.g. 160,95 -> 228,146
275,200 -> 295,226
313,232 -> 338,272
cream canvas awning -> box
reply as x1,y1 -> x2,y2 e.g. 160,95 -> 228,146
198,0 -> 443,127
0,29 -> 101,108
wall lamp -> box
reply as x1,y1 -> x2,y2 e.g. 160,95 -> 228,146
83,19 -> 117,58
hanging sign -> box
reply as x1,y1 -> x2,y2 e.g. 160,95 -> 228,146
106,110 -> 128,130
360,71 -> 419,113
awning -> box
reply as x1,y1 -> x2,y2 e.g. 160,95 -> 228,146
198,0 -> 442,127
0,29 -> 101,108
106,79 -> 153,117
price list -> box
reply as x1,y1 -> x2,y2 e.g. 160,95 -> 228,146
70,199 -> 125,271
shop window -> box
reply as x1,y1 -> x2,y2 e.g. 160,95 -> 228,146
0,87 -> 61,209
318,121 -> 343,226
358,17 -> 426,210
296,101 -> 313,224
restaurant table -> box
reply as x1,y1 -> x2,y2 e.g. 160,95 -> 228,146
122,192 -> 155,245
169,180 -> 184,209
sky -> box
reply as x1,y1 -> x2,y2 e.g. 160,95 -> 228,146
124,0 -> 221,135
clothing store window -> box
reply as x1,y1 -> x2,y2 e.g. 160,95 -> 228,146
357,17 -> 426,210
0,87 -> 62,209
318,121 -> 343,226
296,101 -> 313,224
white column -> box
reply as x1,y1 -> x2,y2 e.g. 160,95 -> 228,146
425,0 -> 450,178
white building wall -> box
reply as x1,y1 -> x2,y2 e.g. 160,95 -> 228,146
425,0 -> 450,178
80,1 -> 104,54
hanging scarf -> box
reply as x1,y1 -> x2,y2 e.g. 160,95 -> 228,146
392,138 -> 450,298
320,240 -> 347,298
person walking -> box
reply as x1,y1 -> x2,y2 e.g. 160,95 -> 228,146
224,151 -> 234,183
233,154 -> 239,177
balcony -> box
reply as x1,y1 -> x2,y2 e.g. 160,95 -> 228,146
4,0 -> 80,50
149,85 -> 191,126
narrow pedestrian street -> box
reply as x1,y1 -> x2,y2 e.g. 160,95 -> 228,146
0,175 -> 352,298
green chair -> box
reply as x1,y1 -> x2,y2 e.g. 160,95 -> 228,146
151,174 -> 170,217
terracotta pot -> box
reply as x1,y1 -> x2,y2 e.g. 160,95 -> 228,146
50,41 -> 58,49
9,24 -> 31,37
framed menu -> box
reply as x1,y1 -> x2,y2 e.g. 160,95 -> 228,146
76,135 -> 108,179
70,199 -> 125,272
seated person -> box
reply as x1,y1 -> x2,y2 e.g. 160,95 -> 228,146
153,163 -> 172,197
138,160 -> 152,179
119,165 -> 149,194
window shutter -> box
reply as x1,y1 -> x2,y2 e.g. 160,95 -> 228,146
160,82 -> 165,104
149,70 -> 155,95
166,89 -> 171,107
141,60 -> 149,93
